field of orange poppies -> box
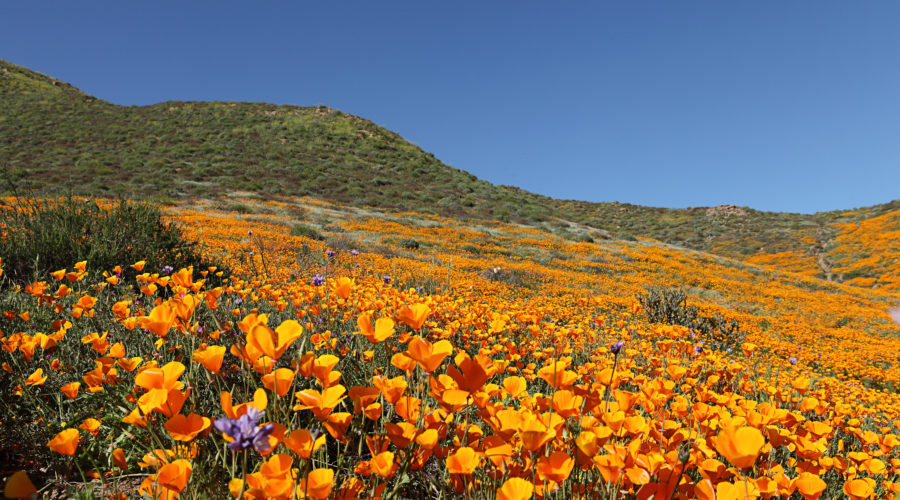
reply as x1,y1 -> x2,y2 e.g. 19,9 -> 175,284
2,195 -> 900,499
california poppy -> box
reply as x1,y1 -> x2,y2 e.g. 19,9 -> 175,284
47,428 -> 79,455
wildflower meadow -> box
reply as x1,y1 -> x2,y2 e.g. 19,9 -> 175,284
2,195 -> 900,499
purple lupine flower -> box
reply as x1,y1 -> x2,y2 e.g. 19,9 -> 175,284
610,341 -> 625,355
789,356 -> 798,365
382,275 -> 392,285
312,274 -> 325,286
326,250 -> 336,258
213,407 -> 274,452
350,249 -> 359,256
693,344 -> 703,355
161,265 -> 174,275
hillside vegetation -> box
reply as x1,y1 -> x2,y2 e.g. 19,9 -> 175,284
2,56 -> 899,291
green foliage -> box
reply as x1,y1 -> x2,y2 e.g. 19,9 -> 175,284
289,222 -> 325,241
0,197 -> 226,285
639,287 -> 745,352
398,238 -> 420,250
4,57 -> 900,275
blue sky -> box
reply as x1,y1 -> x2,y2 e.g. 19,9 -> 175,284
4,2 -> 899,213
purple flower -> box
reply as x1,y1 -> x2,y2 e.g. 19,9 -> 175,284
312,274 -> 325,286
161,265 -> 174,275
382,275 -> 392,285
693,344 -> 703,355
610,341 -> 625,355
789,356 -> 798,365
248,230 -> 253,235
350,249 -> 359,256
213,407 -> 274,452
326,250 -> 336,258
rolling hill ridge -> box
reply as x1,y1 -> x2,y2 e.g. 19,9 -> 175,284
2,57 -> 899,290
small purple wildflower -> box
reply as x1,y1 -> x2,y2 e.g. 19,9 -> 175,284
789,356 -> 798,365
161,265 -> 174,275
213,407 -> 274,452
350,249 -> 359,256
312,274 -> 325,287
326,250 -> 336,258
610,341 -> 625,355
382,276 -> 392,285
693,344 -> 703,355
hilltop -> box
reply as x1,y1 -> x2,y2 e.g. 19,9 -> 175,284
2,58 -> 899,289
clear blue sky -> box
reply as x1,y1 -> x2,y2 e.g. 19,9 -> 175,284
4,2 -> 899,213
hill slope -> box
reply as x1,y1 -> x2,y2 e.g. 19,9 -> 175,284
2,57 -> 899,289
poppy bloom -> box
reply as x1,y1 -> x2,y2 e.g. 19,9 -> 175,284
165,413 -> 212,441
397,303 -> 430,330
25,368 -> 46,386
498,477 -> 534,500
447,447 -> 479,475
713,425 -> 765,469
296,468 -> 334,499
47,428 -> 79,455
3,470 -> 37,499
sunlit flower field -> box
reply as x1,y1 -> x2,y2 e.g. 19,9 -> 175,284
2,195 -> 900,499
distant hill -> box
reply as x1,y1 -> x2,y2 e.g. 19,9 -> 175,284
2,58 -> 898,288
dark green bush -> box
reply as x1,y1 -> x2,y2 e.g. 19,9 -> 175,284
0,197 -> 227,285
638,287 -> 744,353
290,223 -> 325,241
399,238 -> 420,250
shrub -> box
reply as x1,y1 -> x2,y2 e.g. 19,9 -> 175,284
399,238 -> 420,250
639,287 -> 744,352
290,223 -> 325,241
0,197 -> 226,285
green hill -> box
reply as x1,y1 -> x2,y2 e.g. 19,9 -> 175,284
2,57 -> 898,283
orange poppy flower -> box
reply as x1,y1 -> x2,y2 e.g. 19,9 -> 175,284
713,425 -> 765,469
447,447 -> 479,475
385,422 -> 419,449
47,428 -> 79,456
3,470 -> 37,499
192,344 -> 225,374
262,368 -> 296,397
165,413 -> 211,441
537,451 -> 574,483
221,388 -> 268,419
358,313 -> 395,343
498,477 -> 533,500
294,385 -> 347,420
246,319 -> 303,361
332,277 -> 354,300
25,367 -> 47,386
139,459 -> 192,497
397,303 -> 430,330
502,376 -> 528,398
79,418 -> 101,436
406,336 -> 452,373
142,302 -> 177,337
60,381 -> 80,399
843,478 -> 875,500
297,468 -> 334,500
113,448 -> 128,471
370,451 -> 396,478
283,429 -> 327,459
